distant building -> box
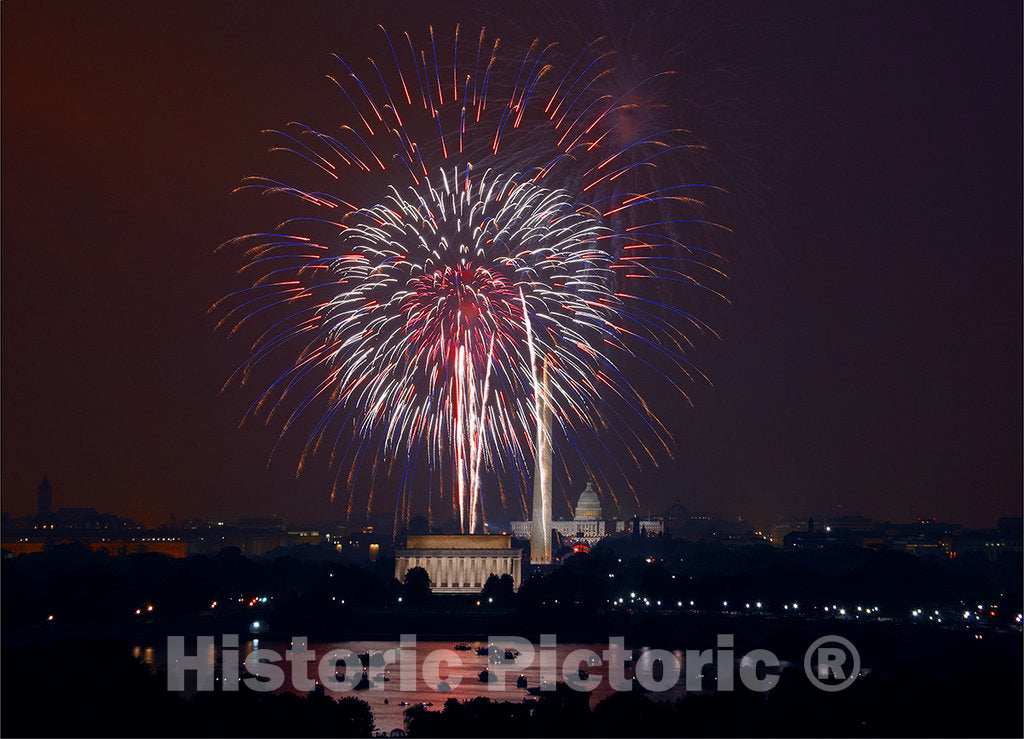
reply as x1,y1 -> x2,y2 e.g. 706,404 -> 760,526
777,514 -> 883,549
328,525 -> 391,562
285,526 -> 323,545
662,501 -> 718,540
574,482 -> 602,521
884,520 -> 960,558
952,517 -> 1022,559
1,536 -> 186,558
394,534 -> 523,593
614,515 -> 663,536
663,501 -> 689,536
783,517 -> 826,550
37,476 -> 52,517
36,507 -> 142,532
769,517 -> 811,547
771,513 -> 1021,558
180,519 -> 291,557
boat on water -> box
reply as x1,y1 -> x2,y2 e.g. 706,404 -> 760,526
526,681 -> 555,695
357,650 -> 384,666
578,668 -> 589,680
476,646 -> 490,656
478,669 -> 495,682
516,674 -> 528,689
453,643 -> 471,651
489,647 -> 520,663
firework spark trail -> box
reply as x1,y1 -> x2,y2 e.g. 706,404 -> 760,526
216,25 -> 726,533
470,333 -> 497,529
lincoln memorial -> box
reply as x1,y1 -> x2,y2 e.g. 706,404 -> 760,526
394,534 -> 523,593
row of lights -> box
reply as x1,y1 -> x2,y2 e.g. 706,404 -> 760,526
609,593 -> 1021,628
237,595 -> 271,607
607,596 -> 910,620
610,595 -> 819,613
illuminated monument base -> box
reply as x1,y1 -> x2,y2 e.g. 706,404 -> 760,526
394,534 -> 523,594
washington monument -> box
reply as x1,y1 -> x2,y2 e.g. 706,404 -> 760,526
530,361 -> 553,564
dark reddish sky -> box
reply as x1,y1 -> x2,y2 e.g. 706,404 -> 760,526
3,1 -> 1021,528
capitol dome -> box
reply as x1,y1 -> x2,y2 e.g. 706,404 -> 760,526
573,482 -> 602,520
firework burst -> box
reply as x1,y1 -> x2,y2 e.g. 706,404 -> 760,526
215,25 -> 726,533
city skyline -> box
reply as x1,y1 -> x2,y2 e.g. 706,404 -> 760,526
4,472 -> 1019,539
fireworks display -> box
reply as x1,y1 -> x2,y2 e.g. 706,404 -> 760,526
215,25 -> 726,533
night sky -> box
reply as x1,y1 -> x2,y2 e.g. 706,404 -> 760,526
3,1 -> 1021,528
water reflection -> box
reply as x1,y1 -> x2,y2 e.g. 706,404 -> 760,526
132,645 -> 155,666
134,640 -> 688,733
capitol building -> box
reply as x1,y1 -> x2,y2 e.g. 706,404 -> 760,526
509,481 -> 609,543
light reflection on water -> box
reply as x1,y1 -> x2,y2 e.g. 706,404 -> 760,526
131,645 -> 156,665
134,640 -> 689,733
